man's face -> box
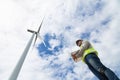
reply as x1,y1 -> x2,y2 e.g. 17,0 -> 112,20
77,41 -> 82,46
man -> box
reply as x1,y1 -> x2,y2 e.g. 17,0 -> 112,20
71,39 -> 119,80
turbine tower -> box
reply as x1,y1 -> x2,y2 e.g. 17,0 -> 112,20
9,19 -> 46,80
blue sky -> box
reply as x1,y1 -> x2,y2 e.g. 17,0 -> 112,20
35,0 -> 119,79
40,0 -> 120,80
0,0 -> 120,80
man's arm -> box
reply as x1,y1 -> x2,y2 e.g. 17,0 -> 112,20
71,50 -> 77,62
71,50 -> 80,62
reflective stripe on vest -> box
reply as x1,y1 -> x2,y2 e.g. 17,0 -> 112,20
82,47 -> 98,62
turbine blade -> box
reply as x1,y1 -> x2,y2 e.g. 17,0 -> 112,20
33,35 -> 37,46
37,34 -> 46,47
37,17 -> 45,33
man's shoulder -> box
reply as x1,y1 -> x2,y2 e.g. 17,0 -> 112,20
82,40 -> 90,43
81,40 -> 91,48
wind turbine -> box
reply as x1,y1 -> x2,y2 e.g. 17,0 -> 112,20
9,19 -> 46,80
28,19 -> 46,47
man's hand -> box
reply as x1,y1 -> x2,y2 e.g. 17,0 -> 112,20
71,51 -> 78,62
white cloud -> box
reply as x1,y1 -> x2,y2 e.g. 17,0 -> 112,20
49,39 -> 60,50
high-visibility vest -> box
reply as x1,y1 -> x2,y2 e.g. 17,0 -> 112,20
82,47 -> 98,62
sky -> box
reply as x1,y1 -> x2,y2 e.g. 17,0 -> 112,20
0,0 -> 120,80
